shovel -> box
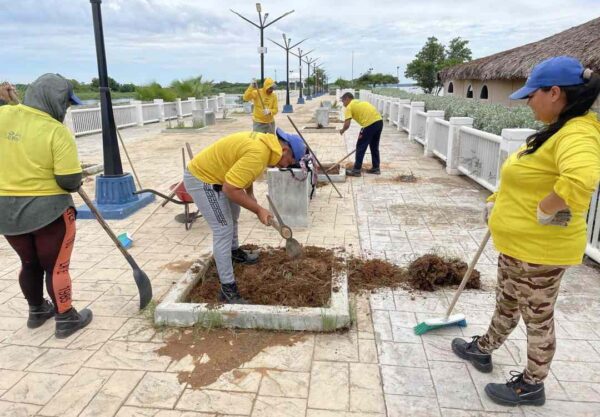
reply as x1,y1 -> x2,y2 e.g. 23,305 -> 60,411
266,195 -> 303,259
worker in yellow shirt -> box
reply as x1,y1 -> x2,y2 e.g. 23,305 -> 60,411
243,77 -> 278,133
451,56 -> 600,406
339,92 -> 384,176
0,74 -> 93,339
184,128 -> 306,303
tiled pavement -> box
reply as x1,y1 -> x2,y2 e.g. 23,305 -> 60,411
0,99 -> 599,416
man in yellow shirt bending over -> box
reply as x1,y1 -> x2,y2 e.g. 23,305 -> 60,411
184,128 -> 305,303
339,92 -> 384,176
243,78 -> 278,133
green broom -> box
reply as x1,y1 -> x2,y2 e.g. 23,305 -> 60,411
414,230 -> 491,335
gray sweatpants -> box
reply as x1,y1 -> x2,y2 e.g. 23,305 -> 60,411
253,121 -> 275,133
183,170 -> 240,285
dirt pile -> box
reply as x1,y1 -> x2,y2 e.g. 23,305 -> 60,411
317,164 -> 341,175
406,254 -> 480,291
348,258 -> 407,292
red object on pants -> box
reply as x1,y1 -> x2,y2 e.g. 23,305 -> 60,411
4,208 -> 76,313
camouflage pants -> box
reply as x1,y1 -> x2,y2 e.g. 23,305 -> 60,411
477,253 -> 567,384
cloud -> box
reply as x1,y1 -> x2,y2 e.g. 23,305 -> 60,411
1,0 -> 597,84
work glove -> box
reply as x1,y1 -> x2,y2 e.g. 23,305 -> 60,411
537,204 -> 572,227
483,202 -> 494,224
251,79 -> 258,89
263,109 -> 271,115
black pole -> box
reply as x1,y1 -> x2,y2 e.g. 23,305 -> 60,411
90,0 -> 123,177
298,53 -> 303,101
306,61 -> 311,97
285,49 -> 290,107
260,27 -> 265,85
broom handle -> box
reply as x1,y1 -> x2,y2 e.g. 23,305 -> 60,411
445,230 -> 491,319
326,149 -> 356,173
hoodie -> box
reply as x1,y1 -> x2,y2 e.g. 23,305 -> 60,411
188,131 -> 283,189
24,73 -> 74,122
243,78 -> 278,123
488,111 -> 600,265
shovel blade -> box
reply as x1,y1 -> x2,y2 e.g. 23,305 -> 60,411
285,238 -> 303,259
133,267 -> 153,309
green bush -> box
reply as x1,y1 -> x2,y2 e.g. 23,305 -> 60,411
135,82 -> 177,102
374,88 -> 542,135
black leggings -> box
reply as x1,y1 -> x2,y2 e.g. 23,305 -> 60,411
4,208 -> 76,313
354,120 -> 383,170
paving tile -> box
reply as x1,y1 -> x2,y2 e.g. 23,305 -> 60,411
424,335 -> 515,366
38,368 -> 113,417
314,332 -> 359,362
3,322 -> 54,346
204,369 -> 262,393
67,328 -> 116,350
0,344 -> 47,370
381,365 -> 436,397
562,381 -> 600,402
2,372 -> 70,405
369,289 -> 396,310
371,310 -> 393,342
440,409 -> 523,417
127,371 -> 186,409
378,341 -> 428,367
259,370 -> 310,398
0,401 -> 41,417
0,369 -> 26,390
358,338 -> 378,363
385,394 -> 441,417
242,337 -> 314,372
86,341 -> 172,371
430,361 -> 482,410
79,370 -> 145,417
522,399 -> 600,416
27,348 -> 94,375
308,361 -> 349,410
112,318 -> 156,342
306,410 -> 384,417
176,389 -> 254,414
550,361 -> 600,382
251,396 -> 306,417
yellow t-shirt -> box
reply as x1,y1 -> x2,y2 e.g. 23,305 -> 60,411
0,104 -> 81,196
344,99 -> 382,127
242,78 -> 278,124
187,131 -> 283,189
488,112 -> 600,265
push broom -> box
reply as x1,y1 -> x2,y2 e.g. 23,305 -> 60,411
413,230 -> 491,335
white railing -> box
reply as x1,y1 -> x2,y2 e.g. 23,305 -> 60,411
71,107 -> 103,136
112,105 -> 138,128
399,104 -> 411,132
587,187 -> 600,262
141,103 -> 160,123
457,126 -> 502,191
163,102 -> 178,120
431,118 -> 450,161
181,100 -> 193,116
412,111 -> 427,145
389,102 -> 399,126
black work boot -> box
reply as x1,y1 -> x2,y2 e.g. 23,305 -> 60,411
218,282 -> 248,304
55,308 -> 93,339
451,335 -> 493,373
231,248 -> 259,265
27,299 -> 55,329
366,167 -> 381,175
346,169 -> 362,177
485,371 -> 545,406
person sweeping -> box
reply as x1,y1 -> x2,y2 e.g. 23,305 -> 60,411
243,77 -> 278,133
451,56 -> 600,406
0,74 -> 93,339
184,128 -> 305,303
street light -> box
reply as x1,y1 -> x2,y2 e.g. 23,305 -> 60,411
230,4 -> 294,85
396,65 -> 400,85
303,56 -> 319,100
269,33 -> 307,113
290,47 -> 313,104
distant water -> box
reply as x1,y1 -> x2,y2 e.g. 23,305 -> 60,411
80,98 -> 133,106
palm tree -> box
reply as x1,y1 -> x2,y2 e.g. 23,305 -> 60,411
170,76 -> 214,98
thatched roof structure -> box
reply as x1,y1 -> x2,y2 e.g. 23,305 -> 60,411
439,17 -> 600,81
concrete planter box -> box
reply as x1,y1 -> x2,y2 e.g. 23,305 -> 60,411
318,166 -> 346,183
154,253 -> 350,332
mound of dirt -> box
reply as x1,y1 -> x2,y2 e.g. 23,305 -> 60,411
394,173 -> 418,183
406,254 -> 480,291
348,258 -> 407,292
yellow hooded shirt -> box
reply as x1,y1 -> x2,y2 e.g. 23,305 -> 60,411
243,78 -> 278,124
187,131 -> 282,189
488,112 -> 600,265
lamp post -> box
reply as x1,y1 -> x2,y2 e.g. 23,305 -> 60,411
303,56 -> 319,100
290,47 -> 313,104
269,34 -> 306,113
81,0 -> 153,219
396,65 -> 400,86
314,62 -> 324,96
230,3 -> 294,85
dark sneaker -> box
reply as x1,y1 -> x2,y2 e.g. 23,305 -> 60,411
452,336 -> 493,373
55,308 -> 93,339
485,371 -> 545,406
219,282 -> 248,304
232,248 -> 259,265
346,169 -> 362,177
27,299 -> 55,329
366,168 -> 381,175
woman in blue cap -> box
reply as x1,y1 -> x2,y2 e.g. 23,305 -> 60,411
451,56 -> 600,406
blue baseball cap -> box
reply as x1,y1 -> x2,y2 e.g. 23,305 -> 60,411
68,90 -> 83,105
275,127 -> 306,162
509,56 -> 585,100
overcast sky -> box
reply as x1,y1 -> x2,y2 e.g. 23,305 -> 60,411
1,0 -> 598,86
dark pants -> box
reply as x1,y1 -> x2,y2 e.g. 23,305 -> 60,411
4,208 -> 76,314
354,120 -> 383,170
